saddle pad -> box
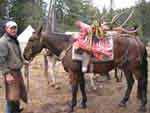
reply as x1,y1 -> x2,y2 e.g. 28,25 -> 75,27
73,37 -> 114,61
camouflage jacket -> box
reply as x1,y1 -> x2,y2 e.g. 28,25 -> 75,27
0,33 -> 23,75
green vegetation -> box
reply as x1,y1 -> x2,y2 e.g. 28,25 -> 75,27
0,0 -> 150,42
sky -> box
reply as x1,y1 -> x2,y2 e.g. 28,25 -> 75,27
44,0 -> 150,11
92,0 -> 149,11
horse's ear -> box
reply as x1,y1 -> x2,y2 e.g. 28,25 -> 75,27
37,25 -> 43,36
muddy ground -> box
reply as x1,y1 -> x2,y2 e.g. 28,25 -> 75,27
0,53 -> 150,113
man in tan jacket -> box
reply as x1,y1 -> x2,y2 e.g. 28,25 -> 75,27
0,21 -> 27,113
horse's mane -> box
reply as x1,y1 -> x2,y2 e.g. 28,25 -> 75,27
43,32 -> 74,43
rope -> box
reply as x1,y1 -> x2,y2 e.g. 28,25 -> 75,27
24,62 -> 30,102
59,44 -> 72,60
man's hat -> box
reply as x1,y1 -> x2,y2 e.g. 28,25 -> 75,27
5,21 -> 17,28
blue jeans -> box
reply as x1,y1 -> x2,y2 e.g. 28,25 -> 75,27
6,101 -> 20,113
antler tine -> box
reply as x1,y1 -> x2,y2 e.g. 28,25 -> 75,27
111,14 -> 120,24
120,9 -> 135,27
111,10 -> 129,25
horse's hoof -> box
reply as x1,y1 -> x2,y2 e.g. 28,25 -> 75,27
55,85 -> 60,89
50,83 -> 55,87
138,106 -> 146,112
66,102 -> 76,113
18,108 -> 24,112
107,77 -> 111,81
67,107 -> 74,113
80,103 -> 87,109
92,87 -> 97,91
116,79 -> 120,82
64,106 -> 74,113
118,101 -> 126,107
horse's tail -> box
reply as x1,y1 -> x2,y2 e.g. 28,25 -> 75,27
141,48 -> 148,89
137,47 -> 148,99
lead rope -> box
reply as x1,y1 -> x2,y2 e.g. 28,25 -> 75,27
23,60 -> 30,104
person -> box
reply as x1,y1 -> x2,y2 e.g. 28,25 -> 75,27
0,21 -> 27,113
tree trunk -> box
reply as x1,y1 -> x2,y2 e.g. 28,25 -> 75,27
46,0 -> 55,33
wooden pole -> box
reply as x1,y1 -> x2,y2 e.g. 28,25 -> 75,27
44,0 -> 56,86
46,0 -> 55,33
110,0 -> 113,20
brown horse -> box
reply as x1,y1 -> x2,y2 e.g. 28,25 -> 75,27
23,27 -> 148,113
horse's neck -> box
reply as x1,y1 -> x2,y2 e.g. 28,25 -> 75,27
44,33 -> 71,57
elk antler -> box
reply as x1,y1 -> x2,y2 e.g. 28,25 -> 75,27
111,9 -> 135,27
111,14 -> 120,24
120,9 -> 135,27
111,11 -> 127,24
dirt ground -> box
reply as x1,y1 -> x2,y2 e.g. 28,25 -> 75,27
0,53 -> 150,113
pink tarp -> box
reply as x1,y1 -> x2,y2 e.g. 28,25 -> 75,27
74,37 -> 113,60
73,21 -> 113,60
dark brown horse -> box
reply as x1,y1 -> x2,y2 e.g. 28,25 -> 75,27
23,27 -> 148,113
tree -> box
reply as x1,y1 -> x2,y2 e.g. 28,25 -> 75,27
0,0 -> 8,19
10,0 -> 45,33
53,0 -> 100,32
136,0 -> 150,37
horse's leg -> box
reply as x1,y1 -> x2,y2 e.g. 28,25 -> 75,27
119,71 -> 123,82
89,73 -> 97,90
50,56 -> 56,85
119,69 -> 134,107
49,56 -> 60,89
106,72 -> 111,80
68,72 -> 79,112
137,78 -> 147,112
114,68 -> 120,82
43,54 -> 49,85
136,49 -> 148,112
79,72 -> 87,108
133,69 -> 147,112
137,79 -> 142,100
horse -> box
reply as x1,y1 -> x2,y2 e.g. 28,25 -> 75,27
43,49 -> 61,89
23,27 -> 148,113
43,39 -> 121,90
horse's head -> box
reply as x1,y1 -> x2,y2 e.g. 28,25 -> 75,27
23,26 -> 44,61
